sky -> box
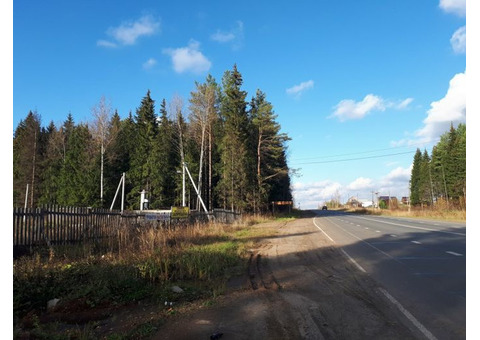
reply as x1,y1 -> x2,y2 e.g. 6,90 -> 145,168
10,0 -> 472,209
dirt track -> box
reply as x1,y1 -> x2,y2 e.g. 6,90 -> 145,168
153,217 -> 421,340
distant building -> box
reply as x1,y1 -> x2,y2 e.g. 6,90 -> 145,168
346,197 -> 362,208
378,196 -> 399,208
401,197 -> 409,205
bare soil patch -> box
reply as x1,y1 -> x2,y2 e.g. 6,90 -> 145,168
149,217 -> 419,339
17,216 -> 421,339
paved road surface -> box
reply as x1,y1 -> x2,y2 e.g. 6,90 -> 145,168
313,210 -> 466,340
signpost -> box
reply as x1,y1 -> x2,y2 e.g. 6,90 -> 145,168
271,201 -> 293,214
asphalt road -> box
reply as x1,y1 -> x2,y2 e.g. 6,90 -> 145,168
312,209 -> 466,340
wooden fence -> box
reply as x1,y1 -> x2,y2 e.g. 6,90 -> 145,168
13,206 -> 242,249
13,205 -> 137,247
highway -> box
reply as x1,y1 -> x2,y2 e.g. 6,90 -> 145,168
312,209 -> 466,340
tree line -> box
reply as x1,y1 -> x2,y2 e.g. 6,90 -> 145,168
13,65 -> 292,213
409,123 -> 466,208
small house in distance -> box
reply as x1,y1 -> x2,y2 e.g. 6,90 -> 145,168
346,197 -> 362,208
378,196 -> 399,209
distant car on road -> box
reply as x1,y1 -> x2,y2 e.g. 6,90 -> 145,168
322,205 -> 328,210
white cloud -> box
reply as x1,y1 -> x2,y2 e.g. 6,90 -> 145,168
439,0 -> 466,17
330,94 -> 385,121
163,40 -> 212,74
98,15 -> 160,47
292,180 -> 342,209
293,167 -> 413,209
211,21 -> 244,49
286,80 -> 314,98
395,97 -> 414,110
211,31 -> 235,43
330,94 -> 414,121
143,58 -> 157,69
415,72 -> 466,142
381,166 -> 412,184
97,40 -> 117,48
378,166 -> 412,198
347,177 -> 374,191
450,26 -> 466,54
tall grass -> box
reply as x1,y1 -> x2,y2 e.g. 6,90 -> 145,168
347,199 -> 466,222
13,214 -> 281,328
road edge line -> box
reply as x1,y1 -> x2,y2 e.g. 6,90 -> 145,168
312,217 -> 336,244
340,248 -> 367,273
378,288 -> 438,340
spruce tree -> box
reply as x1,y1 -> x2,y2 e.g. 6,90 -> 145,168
150,99 -> 180,208
127,90 -> 158,209
218,65 -> 251,212
57,123 -> 97,206
410,148 -> 422,206
13,111 -> 42,207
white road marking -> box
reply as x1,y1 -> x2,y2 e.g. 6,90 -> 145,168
376,230 -> 381,233
340,249 -> 366,273
365,227 -> 369,230
411,241 -> 422,244
390,234 -> 397,237
312,218 -> 336,244
323,218 -> 400,263
446,251 -> 463,257
378,288 -> 438,340
355,216 -> 466,237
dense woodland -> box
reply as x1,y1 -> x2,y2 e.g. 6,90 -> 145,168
13,65 -> 292,212
409,123 -> 466,208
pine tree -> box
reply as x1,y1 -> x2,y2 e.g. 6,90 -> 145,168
250,89 -> 291,211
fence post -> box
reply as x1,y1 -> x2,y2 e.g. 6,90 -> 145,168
39,207 -> 51,248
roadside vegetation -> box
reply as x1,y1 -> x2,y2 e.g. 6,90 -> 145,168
13,212 -> 297,339
336,199 -> 465,222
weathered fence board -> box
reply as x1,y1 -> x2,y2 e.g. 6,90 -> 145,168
13,206 -> 241,249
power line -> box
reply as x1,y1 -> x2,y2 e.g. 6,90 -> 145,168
292,150 -> 416,165
290,139 -> 439,162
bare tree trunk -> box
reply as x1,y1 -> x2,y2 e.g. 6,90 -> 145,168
100,142 -> 104,204
208,129 -> 212,211
196,125 -> 206,211
30,130 -> 37,208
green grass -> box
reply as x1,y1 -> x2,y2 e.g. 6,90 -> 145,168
13,216 -> 280,339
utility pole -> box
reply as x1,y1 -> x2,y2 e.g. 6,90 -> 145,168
182,162 -> 186,207
183,162 -> 209,216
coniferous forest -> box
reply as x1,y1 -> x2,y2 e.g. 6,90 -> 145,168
13,65 -> 292,212
409,123 -> 466,208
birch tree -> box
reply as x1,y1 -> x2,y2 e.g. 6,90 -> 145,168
90,96 -> 112,206
189,78 -> 217,210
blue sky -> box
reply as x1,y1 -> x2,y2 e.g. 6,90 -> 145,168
11,0 -> 469,209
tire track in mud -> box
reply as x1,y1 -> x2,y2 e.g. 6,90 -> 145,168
247,251 -> 282,291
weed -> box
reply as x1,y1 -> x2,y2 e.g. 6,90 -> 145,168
13,214 -> 279,339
